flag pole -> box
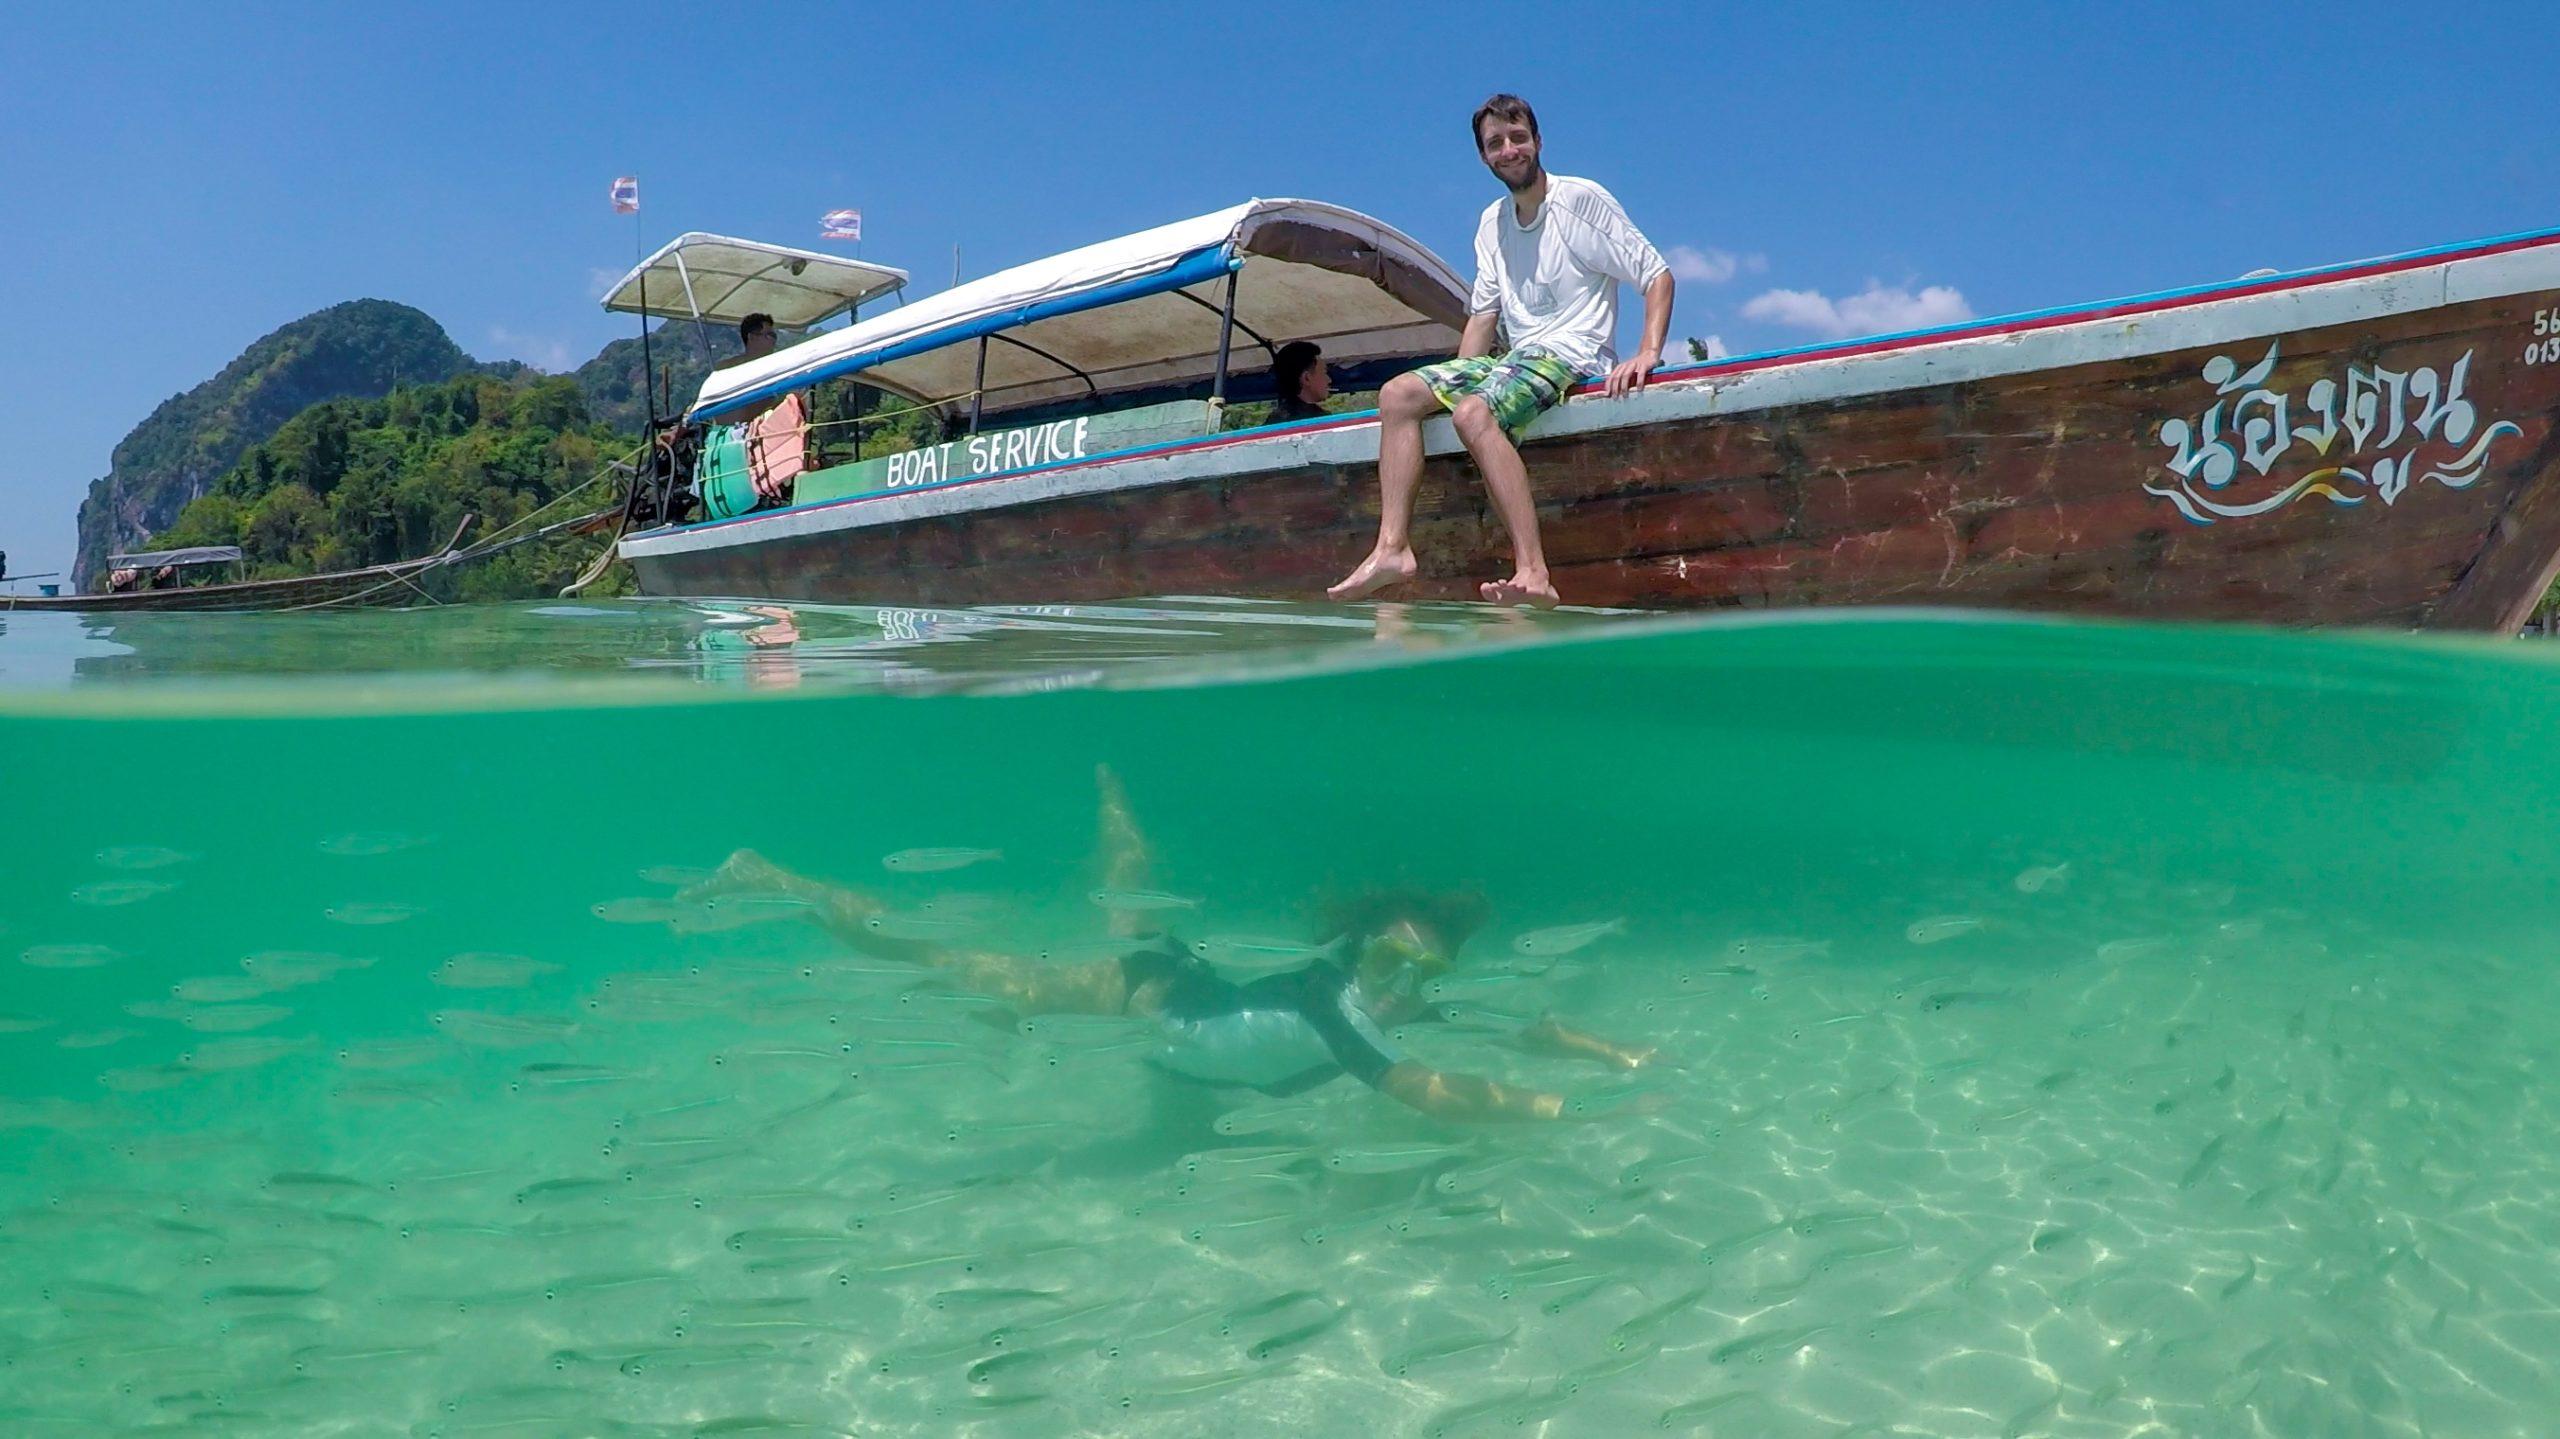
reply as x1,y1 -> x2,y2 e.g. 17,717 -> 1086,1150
632,179 -> 657,434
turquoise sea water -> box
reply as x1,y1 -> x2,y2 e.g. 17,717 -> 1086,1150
6,599 -> 2560,1437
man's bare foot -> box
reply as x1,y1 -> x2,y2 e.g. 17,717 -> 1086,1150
677,848 -> 791,904
1479,572 -> 1560,607
1326,546 -> 1418,602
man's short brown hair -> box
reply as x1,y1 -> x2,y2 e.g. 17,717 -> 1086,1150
1471,93 -> 1539,149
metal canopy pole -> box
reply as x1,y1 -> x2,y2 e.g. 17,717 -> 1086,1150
1208,267 -> 1241,405
969,336 -> 989,435
672,252 -> 713,356
990,331 -> 1099,399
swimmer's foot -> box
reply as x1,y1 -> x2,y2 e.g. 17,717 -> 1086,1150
1478,570 -> 1559,608
1096,765 -> 1150,868
1327,545 -> 1418,602
677,848 -> 793,904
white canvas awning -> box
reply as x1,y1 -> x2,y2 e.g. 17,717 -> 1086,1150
603,233 -> 909,330
688,200 -> 1468,423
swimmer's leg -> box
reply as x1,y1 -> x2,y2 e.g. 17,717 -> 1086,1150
682,848 -> 1139,1014
1095,765 -> 1156,939
678,848 -> 933,961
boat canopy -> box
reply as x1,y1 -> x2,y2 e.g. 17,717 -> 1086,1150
603,233 -> 910,330
108,546 -> 242,570
688,200 -> 1469,424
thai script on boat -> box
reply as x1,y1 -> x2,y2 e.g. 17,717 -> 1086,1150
884,416 -> 1094,490
2148,341 -> 2521,525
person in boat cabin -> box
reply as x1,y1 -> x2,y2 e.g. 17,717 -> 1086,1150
718,311 -> 782,371
1272,340 -> 1333,423
674,767 -> 1656,1123
712,312 -> 808,504
1329,93 -> 1675,607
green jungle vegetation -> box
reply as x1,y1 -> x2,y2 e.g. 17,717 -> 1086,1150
72,300 -> 478,588
148,374 -> 634,602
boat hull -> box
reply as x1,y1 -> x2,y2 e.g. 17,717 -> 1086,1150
624,236 -> 2560,632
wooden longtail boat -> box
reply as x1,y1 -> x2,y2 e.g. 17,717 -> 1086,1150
1,519 -> 479,613
617,200 -> 2560,632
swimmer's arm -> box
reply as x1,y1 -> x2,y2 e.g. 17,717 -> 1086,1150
1516,1017 -> 1655,1071
1378,1061 -> 1566,1122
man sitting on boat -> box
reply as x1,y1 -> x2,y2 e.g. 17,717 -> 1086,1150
1272,340 -> 1332,423
1330,93 -> 1675,607
716,311 -> 783,374
713,312 -> 808,505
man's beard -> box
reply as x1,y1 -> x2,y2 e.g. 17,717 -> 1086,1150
1498,159 -> 1543,196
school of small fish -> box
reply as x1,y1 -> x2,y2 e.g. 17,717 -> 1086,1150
3,834 -> 2557,1438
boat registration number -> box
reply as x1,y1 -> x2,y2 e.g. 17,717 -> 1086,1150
2532,306 -> 2560,365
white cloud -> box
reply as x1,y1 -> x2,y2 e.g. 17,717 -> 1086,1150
1664,245 -> 1764,285
588,267 -> 626,301
1740,281 -> 1973,339
487,326 -> 575,372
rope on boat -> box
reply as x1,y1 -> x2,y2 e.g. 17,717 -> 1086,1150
560,500 -> 634,598
278,444 -> 640,612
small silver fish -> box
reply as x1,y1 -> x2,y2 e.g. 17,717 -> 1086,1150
1089,888 -> 1201,913
172,976 -> 274,1004
1511,919 -> 1626,957
1904,915 -> 1984,945
1720,935 -> 1829,963
317,831 -> 428,857
99,1063 -> 191,1092
20,943 -> 122,969
1323,1142 -> 1467,1174
863,911 -> 983,940
1381,1322 -> 1518,1377
241,951 -> 372,986
432,953 -> 562,990
0,1012 -> 58,1034
175,1004 -> 293,1034
177,1036 -> 310,1072
2013,862 -> 2072,894
430,1010 -> 578,1048
1188,935 -> 1346,974
1032,937 -> 1156,963
592,897 -> 689,925
325,902 -> 420,927
335,1037 -> 444,1070
72,879 -> 174,907
883,847 -> 1003,873
56,1028 -> 138,1050
95,845 -> 196,870
637,864 -> 715,887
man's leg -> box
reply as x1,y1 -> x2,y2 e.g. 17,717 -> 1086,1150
1449,397 -> 1558,606
1095,764 -> 1154,940
1326,373 -> 1440,601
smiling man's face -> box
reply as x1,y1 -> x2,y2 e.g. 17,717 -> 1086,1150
1476,115 -> 1541,193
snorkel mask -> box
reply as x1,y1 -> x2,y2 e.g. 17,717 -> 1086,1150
1361,918 -> 1453,993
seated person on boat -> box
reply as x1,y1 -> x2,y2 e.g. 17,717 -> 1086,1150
716,313 -> 808,505
1271,340 -> 1332,423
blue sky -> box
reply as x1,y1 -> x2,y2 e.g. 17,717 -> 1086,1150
4,0 -> 2552,579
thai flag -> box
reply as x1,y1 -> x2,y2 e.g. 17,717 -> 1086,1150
610,176 -> 639,214
820,209 -> 862,241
